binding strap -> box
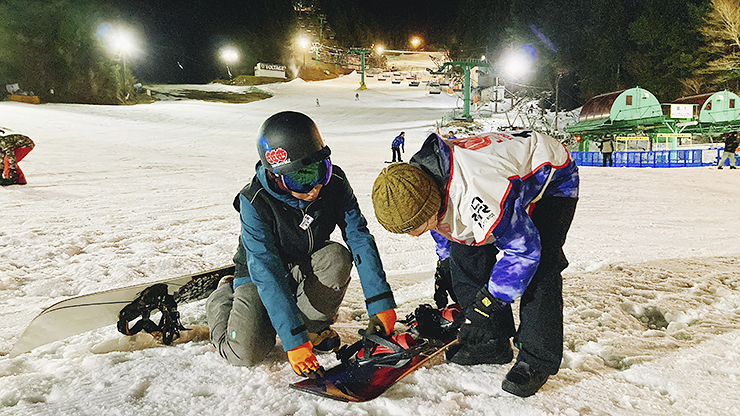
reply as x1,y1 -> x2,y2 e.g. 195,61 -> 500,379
117,283 -> 188,345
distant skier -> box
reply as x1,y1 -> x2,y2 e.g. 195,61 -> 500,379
316,98 -> 320,107
206,111 -> 397,378
391,131 -> 405,162
372,130 -> 579,398
0,129 -> 35,186
718,131 -> 738,169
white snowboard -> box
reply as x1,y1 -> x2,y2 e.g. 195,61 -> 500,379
9,264 -> 234,357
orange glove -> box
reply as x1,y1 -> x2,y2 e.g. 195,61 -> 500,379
366,309 -> 397,336
287,341 -> 322,377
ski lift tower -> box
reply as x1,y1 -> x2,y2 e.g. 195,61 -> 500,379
348,47 -> 372,90
431,59 -> 491,121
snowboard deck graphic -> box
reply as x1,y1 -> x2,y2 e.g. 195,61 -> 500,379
9,264 -> 234,357
291,337 -> 457,402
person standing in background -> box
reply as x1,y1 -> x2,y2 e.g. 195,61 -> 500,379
599,135 -> 615,167
718,131 -> 738,169
391,131 -> 405,162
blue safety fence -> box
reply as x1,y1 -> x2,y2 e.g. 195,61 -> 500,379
571,148 -> 737,168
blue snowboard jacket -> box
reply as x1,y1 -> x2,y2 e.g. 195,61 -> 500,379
232,163 -> 396,351
391,134 -> 405,151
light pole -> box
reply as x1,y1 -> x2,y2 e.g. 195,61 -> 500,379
499,45 -> 535,116
97,23 -> 139,101
299,38 -> 309,67
112,31 -> 134,100
219,46 -> 239,80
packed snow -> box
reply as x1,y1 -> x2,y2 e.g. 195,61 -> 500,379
2,59 -> 740,416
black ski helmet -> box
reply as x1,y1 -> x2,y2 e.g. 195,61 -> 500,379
257,111 -> 331,175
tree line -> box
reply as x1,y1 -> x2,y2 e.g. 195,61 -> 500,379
0,0 -> 124,104
321,0 -> 739,105
1,0 -> 737,105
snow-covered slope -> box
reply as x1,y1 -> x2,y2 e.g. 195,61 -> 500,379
1,71 -> 740,415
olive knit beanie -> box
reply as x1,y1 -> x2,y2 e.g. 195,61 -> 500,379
372,163 -> 441,233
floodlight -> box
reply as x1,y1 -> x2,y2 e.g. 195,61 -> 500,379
220,46 -> 239,64
500,45 -> 536,81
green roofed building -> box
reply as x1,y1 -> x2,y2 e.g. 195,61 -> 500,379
566,87 -> 667,150
673,90 -> 740,128
566,87 -> 740,151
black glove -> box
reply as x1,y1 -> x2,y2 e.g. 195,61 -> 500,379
464,287 -> 507,328
433,258 -> 454,309
457,287 -> 508,345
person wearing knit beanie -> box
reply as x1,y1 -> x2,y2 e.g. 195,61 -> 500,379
371,130 -> 579,398
372,163 -> 441,234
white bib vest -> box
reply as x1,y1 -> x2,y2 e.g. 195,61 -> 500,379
435,131 -> 571,245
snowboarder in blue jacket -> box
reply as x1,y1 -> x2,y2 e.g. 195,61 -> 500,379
391,132 -> 405,162
207,111 -> 397,378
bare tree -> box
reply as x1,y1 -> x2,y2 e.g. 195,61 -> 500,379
699,0 -> 740,89
681,76 -> 710,95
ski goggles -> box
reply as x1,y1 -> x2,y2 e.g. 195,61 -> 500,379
280,158 -> 332,193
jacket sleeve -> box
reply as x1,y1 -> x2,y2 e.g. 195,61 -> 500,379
335,176 -> 396,315
487,197 -> 541,303
430,230 -> 451,261
237,194 -> 308,351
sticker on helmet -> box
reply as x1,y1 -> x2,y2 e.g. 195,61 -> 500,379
265,148 -> 289,166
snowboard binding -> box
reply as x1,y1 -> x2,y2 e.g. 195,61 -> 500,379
334,304 -> 463,369
291,304 -> 464,402
401,303 -> 462,341
117,283 -> 188,345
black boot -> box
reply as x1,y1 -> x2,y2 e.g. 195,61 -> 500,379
448,337 -> 513,365
447,323 -> 513,365
1,169 -> 16,186
501,361 -> 549,397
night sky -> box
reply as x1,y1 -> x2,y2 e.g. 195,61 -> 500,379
104,0 -> 463,84
107,0 -> 250,84
105,1 -> 339,84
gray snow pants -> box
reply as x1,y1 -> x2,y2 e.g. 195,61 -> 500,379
206,241 -> 353,366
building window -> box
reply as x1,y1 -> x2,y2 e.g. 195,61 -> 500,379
705,101 -> 712,111
731,99 -> 736,109
626,95 -> 633,105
